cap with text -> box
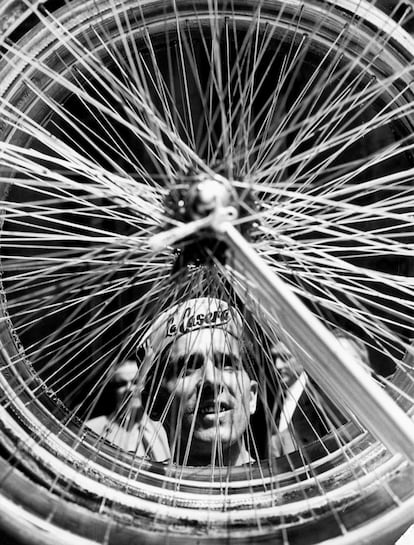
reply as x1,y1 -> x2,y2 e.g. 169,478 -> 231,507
136,297 -> 243,380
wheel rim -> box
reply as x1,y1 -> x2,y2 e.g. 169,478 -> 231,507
0,1 -> 414,543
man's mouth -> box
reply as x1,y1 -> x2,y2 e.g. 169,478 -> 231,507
198,401 -> 231,416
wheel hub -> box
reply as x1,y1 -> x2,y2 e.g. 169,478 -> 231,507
161,172 -> 256,267
185,173 -> 233,220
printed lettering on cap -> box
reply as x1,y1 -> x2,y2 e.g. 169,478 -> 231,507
165,306 -> 231,337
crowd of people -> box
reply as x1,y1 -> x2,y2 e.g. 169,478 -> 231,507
87,296 -> 372,466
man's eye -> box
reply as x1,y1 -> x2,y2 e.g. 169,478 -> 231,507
166,354 -> 205,376
221,355 -> 239,370
113,380 -> 128,388
183,354 -> 204,373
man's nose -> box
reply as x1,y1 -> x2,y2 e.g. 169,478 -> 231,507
275,356 -> 288,370
120,381 -> 134,394
202,356 -> 219,384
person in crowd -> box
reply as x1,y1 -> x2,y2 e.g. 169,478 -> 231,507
137,297 -> 259,466
270,330 -> 371,457
86,358 -> 170,461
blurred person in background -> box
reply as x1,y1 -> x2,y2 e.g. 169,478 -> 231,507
270,330 -> 371,457
86,358 -> 170,461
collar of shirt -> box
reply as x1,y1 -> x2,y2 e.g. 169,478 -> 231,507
278,372 -> 308,432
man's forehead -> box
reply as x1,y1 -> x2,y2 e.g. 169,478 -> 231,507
169,327 -> 241,353
271,341 -> 291,355
113,361 -> 137,379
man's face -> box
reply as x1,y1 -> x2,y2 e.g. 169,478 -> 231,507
271,341 -> 304,390
160,328 -> 258,458
112,360 -> 140,409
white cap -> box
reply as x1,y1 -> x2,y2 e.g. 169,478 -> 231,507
136,297 -> 243,382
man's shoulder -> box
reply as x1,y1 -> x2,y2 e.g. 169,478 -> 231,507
86,415 -> 111,434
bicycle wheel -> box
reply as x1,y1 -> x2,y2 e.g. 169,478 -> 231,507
0,0 -> 414,544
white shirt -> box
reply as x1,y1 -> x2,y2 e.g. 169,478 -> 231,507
87,413 -> 170,461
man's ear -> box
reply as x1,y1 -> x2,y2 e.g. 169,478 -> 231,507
249,380 -> 258,415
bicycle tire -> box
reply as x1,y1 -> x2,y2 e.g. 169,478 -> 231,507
0,1 -> 414,544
